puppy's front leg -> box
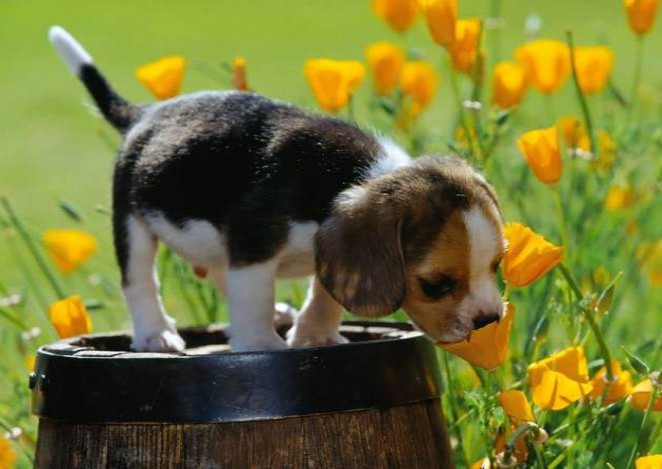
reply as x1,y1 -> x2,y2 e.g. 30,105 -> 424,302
226,260 -> 289,352
287,277 -> 349,347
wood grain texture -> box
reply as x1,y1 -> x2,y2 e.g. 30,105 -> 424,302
35,400 -> 454,469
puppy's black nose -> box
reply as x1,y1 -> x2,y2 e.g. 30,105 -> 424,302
472,313 -> 500,330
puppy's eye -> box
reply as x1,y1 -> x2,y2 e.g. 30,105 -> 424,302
419,276 -> 456,300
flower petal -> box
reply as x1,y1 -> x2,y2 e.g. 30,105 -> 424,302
498,390 -> 535,423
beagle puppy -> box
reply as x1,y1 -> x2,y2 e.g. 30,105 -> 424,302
49,26 -> 506,353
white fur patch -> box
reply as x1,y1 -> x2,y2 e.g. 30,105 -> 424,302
144,213 -> 228,269
48,26 -> 93,75
367,136 -> 411,178
461,206 -> 503,318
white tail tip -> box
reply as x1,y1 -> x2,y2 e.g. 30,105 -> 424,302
48,25 -> 93,76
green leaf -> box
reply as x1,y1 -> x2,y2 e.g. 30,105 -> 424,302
622,346 -> 650,375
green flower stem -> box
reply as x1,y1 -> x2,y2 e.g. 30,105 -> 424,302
626,386 -> 661,469
558,263 -> 614,381
489,0 -> 503,62
0,196 -> 66,300
566,31 -> 596,157
447,55 -> 482,161
628,36 -> 644,121
643,414 -> 662,455
0,306 -> 29,330
551,186 -> 569,257
442,351 -> 470,468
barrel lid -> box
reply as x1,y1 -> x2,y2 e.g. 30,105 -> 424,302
31,321 -> 442,424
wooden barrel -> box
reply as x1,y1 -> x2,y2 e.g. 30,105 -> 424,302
31,321 -> 454,468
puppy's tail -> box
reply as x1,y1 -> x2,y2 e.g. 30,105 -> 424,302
48,26 -> 141,132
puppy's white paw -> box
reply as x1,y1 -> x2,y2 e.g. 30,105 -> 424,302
286,324 -> 349,348
274,302 -> 297,327
229,331 -> 290,352
132,329 -> 186,353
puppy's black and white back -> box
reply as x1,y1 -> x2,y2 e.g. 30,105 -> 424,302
49,26 -> 505,354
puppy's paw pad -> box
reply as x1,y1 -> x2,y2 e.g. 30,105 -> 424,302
274,302 -> 297,327
286,326 -> 349,348
133,330 -> 186,353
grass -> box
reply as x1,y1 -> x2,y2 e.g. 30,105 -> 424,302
1,0 -> 662,467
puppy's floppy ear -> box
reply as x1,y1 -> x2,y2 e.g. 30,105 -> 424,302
315,185 -> 406,318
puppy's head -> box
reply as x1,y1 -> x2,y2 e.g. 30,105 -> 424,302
316,156 -> 505,344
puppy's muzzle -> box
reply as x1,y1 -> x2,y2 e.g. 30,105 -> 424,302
472,312 -> 500,330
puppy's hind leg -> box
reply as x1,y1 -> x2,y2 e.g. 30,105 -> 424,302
116,215 -> 185,352
287,277 -> 349,348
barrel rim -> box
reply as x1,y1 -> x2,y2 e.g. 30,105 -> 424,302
31,320 -> 443,424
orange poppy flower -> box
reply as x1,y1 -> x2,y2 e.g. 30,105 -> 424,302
528,347 -> 593,410
365,42 -> 406,95
232,56 -> 249,92
304,59 -> 365,113
0,433 -> 16,469
516,40 -> 570,94
439,303 -> 514,371
624,0 -> 659,35
636,454 -> 662,469
630,379 -> 662,412
136,56 -> 185,100
517,126 -> 563,184
449,19 -> 482,74
557,116 -> 590,153
498,390 -> 535,424
49,295 -> 92,339
418,0 -> 457,47
492,61 -> 528,109
590,360 -> 634,405
372,0 -> 418,33
605,186 -> 636,211
573,46 -> 614,95
400,60 -> 440,110
503,222 -> 564,288
43,229 -> 97,273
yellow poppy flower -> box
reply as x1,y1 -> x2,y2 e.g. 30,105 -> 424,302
418,0 -> 457,48
573,46 -> 614,95
400,60 -> 440,110
637,454 -> 662,469
136,56 -> 185,100
605,186 -> 636,211
498,390 -> 535,424
0,434 -> 16,469
492,61 -> 528,109
557,116 -> 590,153
43,229 -> 97,274
304,59 -> 365,113
470,458 -> 489,469
25,354 -> 36,371
630,379 -> 662,412
449,19 -> 482,74
439,303 -> 514,371
365,42 -> 406,95
624,0 -> 659,35
592,130 -> 618,171
503,222 -> 563,288
590,360 -> 633,405
49,295 -> 92,339
528,347 -> 593,410
516,40 -> 570,94
517,126 -> 563,184
640,240 -> 662,287
232,56 -> 249,92
372,0 -> 418,33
